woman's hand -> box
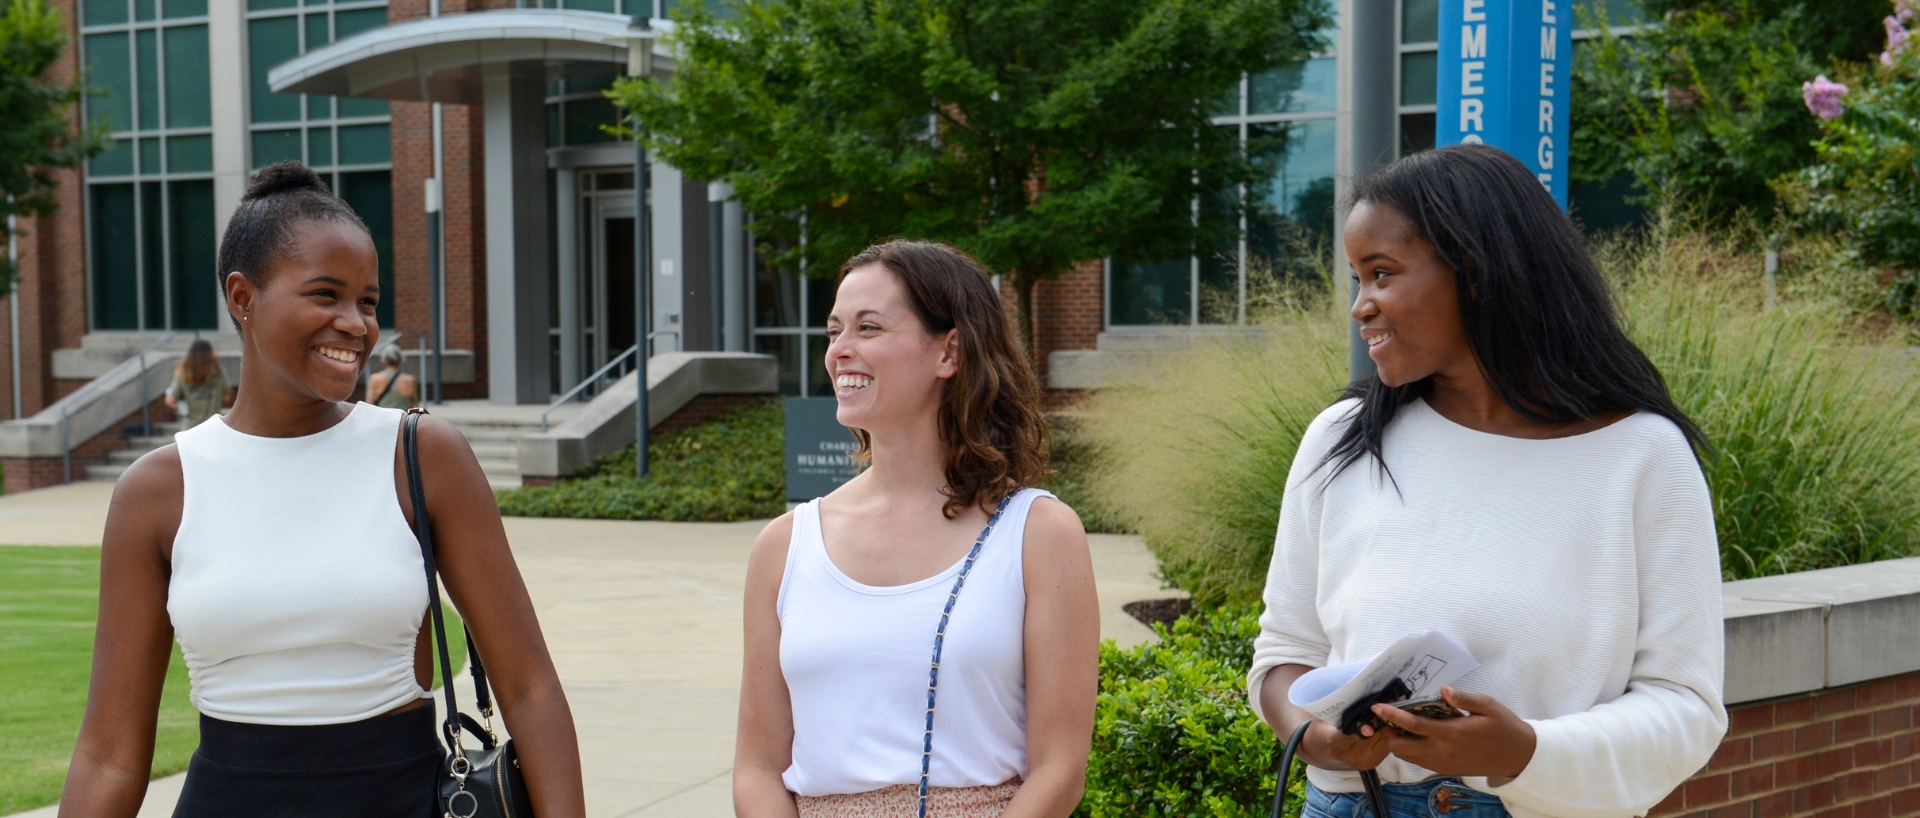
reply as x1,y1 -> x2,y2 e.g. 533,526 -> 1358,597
1307,718 -> 1393,772
1370,686 -> 1537,779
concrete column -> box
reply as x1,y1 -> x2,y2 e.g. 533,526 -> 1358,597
648,158 -> 683,356
482,62 -> 553,404
721,198 -> 746,352
555,168 -> 580,391
1334,0 -> 1396,381
207,0 -> 247,333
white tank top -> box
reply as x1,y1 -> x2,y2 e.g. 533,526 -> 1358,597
168,402 -> 430,726
777,488 -> 1051,797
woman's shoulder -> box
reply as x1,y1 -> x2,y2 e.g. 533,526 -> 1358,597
1294,397 -> 1364,458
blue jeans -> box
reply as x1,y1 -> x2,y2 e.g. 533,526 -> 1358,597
1302,779 -> 1512,818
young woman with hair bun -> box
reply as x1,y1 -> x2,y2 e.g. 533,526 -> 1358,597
60,161 -> 585,818
733,240 -> 1100,818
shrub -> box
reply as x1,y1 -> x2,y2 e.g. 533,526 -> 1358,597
1777,1 -> 1920,318
1080,233 -> 1920,603
495,399 -> 786,522
1079,604 -> 1304,818
1076,297 -> 1349,605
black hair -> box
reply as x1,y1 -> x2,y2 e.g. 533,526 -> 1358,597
216,161 -> 369,327
1322,144 -> 1707,480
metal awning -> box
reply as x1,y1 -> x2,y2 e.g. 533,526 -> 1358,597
266,9 -> 670,105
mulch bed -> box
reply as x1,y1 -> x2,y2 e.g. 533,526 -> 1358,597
1122,597 -> 1195,629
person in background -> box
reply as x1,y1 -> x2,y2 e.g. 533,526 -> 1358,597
733,240 -> 1100,818
164,339 -> 233,428
367,345 -> 419,409
1249,145 -> 1726,818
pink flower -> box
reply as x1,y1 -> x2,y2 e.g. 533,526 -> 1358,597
1883,14 -> 1911,66
1803,75 -> 1849,120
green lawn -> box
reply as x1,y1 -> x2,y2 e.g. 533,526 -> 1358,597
0,545 -> 464,814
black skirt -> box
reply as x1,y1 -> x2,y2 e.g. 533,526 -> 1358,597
171,704 -> 441,818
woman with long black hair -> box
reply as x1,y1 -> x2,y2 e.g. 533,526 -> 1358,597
1249,145 -> 1726,818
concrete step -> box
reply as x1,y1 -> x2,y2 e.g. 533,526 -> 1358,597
478,460 -> 522,478
466,443 -> 518,461
85,463 -> 128,481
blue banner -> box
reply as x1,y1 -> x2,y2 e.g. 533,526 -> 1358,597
1436,0 -> 1573,208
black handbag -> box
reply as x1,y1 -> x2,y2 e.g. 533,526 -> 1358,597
402,409 -> 536,818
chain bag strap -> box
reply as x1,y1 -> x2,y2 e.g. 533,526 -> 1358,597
916,492 -> 1018,818
403,409 -> 534,818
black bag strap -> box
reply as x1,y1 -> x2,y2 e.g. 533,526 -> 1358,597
403,409 -> 466,750
466,625 -> 493,717
371,371 -> 398,406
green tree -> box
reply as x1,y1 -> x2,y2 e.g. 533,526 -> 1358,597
1573,1 -> 1829,221
0,0 -> 105,288
611,0 -> 1330,351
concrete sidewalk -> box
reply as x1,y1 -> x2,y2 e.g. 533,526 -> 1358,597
1,487 -> 1171,818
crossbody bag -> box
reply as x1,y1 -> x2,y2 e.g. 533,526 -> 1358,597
403,408 -> 535,818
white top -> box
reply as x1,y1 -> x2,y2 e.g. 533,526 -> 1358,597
1248,398 -> 1726,818
169,402 -> 431,726
777,488 -> 1050,796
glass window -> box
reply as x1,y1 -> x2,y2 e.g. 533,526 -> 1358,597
1110,259 -> 1190,325
163,25 -> 210,127
565,97 -> 619,145
755,334 -> 803,396
304,12 -> 329,48
307,128 -> 333,166
1400,52 -> 1436,106
1248,120 -> 1337,266
92,138 -> 134,176
139,137 -> 161,173
251,128 -> 301,167
334,6 -> 384,37
86,0 -> 219,330
135,29 -> 158,129
1400,112 -> 1435,154
167,134 -> 211,171
85,33 -> 132,130
248,16 -> 301,123
90,184 -> 138,329
169,180 -> 217,329
85,0 -> 129,26
337,171 -> 394,328
140,181 -> 164,328
1573,0 -> 1643,27
248,0 -> 296,10
338,123 -> 390,165
1402,0 -> 1438,43
568,0 -> 616,12
1251,57 -> 1336,114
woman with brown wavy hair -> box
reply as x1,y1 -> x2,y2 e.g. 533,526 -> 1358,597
734,240 -> 1099,818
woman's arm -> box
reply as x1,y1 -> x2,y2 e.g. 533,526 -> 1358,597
58,449 -> 185,818
400,374 -> 420,403
1002,498 -> 1099,818
1467,447 -> 1727,818
734,514 -> 799,818
403,415 -> 586,818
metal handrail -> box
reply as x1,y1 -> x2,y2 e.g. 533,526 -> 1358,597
541,344 -> 639,432
60,330 -> 180,484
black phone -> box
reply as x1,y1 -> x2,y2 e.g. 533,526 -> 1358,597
1386,695 -> 1466,734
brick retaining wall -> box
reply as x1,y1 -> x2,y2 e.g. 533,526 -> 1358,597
1652,672 -> 1920,817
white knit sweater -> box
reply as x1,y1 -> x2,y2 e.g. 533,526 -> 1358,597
1247,398 -> 1726,818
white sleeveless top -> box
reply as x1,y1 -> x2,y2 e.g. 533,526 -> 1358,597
168,402 -> 430,726
777,488 -> 1051,797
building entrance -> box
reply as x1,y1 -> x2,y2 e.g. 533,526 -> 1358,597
558,168 -> 638,395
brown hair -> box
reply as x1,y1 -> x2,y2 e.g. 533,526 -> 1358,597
176,339 -> 218,387
838,241 -> 1050,518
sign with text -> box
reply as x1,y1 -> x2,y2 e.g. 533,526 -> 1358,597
784,397 -> 859,502
1437,0 -> 1572,208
